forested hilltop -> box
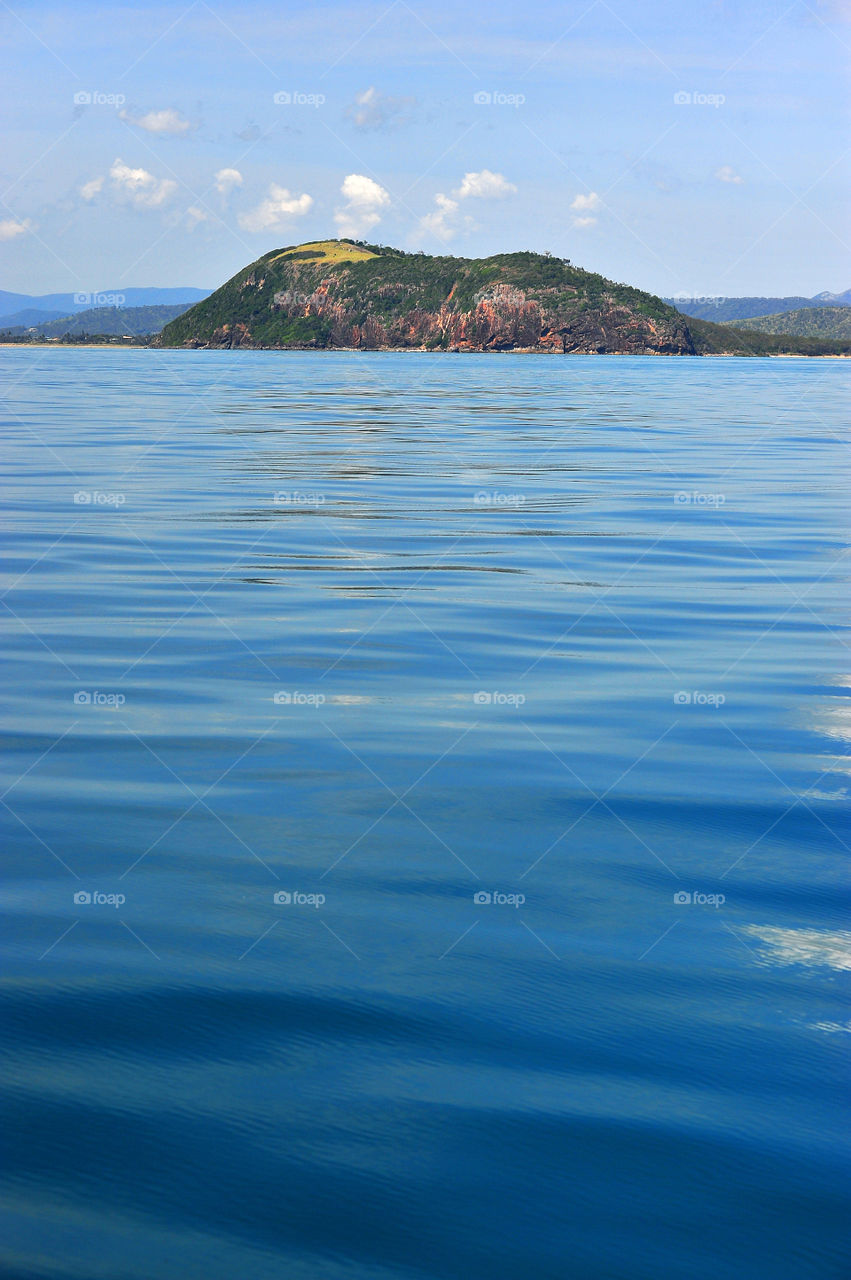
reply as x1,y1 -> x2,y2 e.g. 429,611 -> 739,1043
159,241 -> 851,357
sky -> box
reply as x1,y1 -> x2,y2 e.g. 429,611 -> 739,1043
0,0 -> 849,297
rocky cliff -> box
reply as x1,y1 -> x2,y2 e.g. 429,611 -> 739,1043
159,240 -> 696,354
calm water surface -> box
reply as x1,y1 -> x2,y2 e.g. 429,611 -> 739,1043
2,350 -> 849,1279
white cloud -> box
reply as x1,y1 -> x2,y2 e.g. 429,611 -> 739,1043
0,218 -> 31,241
570,191 -> 602,213
110,158 -> 177,209
419,193 -> 460,242
348,86 -> 414,131
715,165 -> 744,184
186,206 -> 208,230
79,177 -> 104,201
214,167 -> 243,196
237,183 -> 313,232
570,191 -> 602,228
120,107 -> 192,135
456,169 -> 517,199
418,169 -> 517,241
334,173 -> 391,238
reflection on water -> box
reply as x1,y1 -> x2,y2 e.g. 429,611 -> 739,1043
1,350 -> 849,1280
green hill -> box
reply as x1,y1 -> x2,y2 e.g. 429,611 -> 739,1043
159,240 -> 696,354
0,303 -> 194,339
159,240 -> 850,357
720,306 -> 851,340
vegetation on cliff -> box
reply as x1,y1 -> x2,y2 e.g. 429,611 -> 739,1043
159,240 -> 850,356
720,305 -> 851,340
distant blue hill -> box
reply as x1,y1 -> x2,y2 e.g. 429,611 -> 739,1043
665,290 -> 851,322
0,286 -> 211,319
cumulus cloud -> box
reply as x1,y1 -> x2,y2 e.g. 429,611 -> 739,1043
570,191 -> 602,227
0,218 -> 31,241
419,169 -> 517,241
110,158 -> 177,208
237,183 -> 313,232
348,86 -> 414,131
334,173 -> 391,238
457,169 -> 517,199
214,167 -> 243,196
120,107 -> 192,135
715,165 -> 744,184
79,176 -> 104,201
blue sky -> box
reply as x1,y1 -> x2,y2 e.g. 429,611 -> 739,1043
1,0 -> 849,295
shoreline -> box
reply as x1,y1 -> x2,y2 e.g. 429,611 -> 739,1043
1,343 -> 847,358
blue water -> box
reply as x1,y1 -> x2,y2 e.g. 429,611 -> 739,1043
2,349 -> 849,1279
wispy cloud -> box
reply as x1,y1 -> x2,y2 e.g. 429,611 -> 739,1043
238,183 -> 313,232
79,177 -> 104,201
715,165 -> 744,185
347,86 -> 415,132
120,107 -> 192,135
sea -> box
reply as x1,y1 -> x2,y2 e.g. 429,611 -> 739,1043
2,348 -> 849,1279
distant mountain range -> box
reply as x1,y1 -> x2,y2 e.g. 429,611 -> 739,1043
721,305 -> 851,340
0,286 -> 210,330
1,304 -> 195,339
665,291 -> 851,322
